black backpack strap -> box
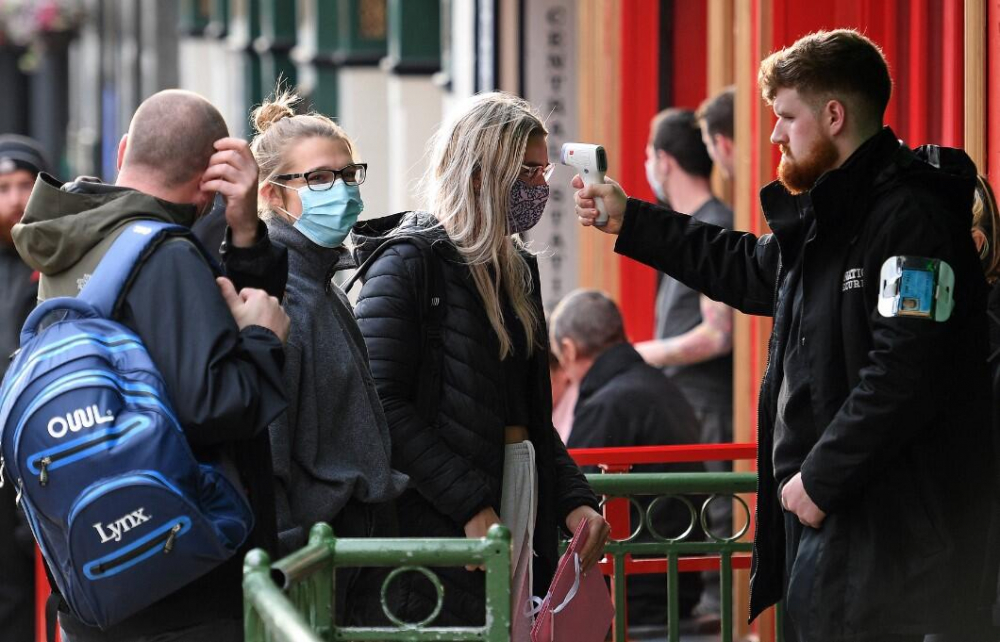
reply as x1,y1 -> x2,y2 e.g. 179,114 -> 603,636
346,234 -> 445,423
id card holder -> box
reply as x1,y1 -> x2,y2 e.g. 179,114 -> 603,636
878,256 -> 954,322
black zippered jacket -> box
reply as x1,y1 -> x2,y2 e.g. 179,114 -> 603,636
352,212 -> 599,626
614,128 -> 995,640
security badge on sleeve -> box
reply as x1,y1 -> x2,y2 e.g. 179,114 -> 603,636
878,256 -> 954,322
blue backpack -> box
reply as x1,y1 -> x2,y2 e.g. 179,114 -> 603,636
0,221 -> 253,629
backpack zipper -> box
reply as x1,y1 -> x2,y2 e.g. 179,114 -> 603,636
31,419 -> 145,486
88,521 -> 185,577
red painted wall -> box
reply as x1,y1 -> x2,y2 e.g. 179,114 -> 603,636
616,0 -> 709,343
616,0 -> 664,343
672,0 -> 708,110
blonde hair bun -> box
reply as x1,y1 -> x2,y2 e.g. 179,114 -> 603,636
252,90 -> 300,133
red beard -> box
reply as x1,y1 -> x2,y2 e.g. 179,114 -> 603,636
778,135 -> 839,195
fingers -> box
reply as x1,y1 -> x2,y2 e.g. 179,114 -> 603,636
212,137 -> 253,156
215,277 -> 240,307
577,518 -> 610,572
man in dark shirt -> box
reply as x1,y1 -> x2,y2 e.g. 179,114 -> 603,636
638,108 -> 736,621
551,289 -> 704,629
573,29 -> 995,642
0,134 -> 48,642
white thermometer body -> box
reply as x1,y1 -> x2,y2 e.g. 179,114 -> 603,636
560,143 -> 609,226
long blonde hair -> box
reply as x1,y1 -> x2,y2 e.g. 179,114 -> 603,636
249,89 -> 357,217
423,92 -> 546,359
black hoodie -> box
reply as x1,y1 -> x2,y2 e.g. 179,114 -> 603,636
13,174 -> 287,640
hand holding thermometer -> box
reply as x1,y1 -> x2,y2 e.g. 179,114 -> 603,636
560,143 -> 609,226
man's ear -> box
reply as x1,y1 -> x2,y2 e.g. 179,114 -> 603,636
824,99 -> 847,138
117,135 -> 128,172
656,149 -> 673,176
558,337 -> 577,366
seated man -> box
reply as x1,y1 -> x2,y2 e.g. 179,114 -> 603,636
13,89 -> 290,642
550,289 -> 704,629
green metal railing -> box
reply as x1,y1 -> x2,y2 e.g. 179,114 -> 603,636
585,472 -> 782,642
244,472 -> 783,642
243,522 -> 511,641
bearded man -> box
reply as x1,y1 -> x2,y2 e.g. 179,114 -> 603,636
572,29 -> 995,642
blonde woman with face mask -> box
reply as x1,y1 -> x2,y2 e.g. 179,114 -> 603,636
249,90 -> 408,626
351,92 -> 609,637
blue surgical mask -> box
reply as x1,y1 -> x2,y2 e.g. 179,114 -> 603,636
271,180 -> 364,248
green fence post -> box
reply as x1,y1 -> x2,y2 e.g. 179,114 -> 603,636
668,552 -> 680,642
721,549 -> 733,642
613,552 -> 627,642
243,548 -> 271,642
484,524 -> 512,642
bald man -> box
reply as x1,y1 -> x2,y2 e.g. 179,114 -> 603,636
13,90 -> 290,642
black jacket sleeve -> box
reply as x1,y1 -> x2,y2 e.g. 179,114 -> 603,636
120,238 -> 287,445
799,193 -> 974,514
218,222 -> 289,298
191,205 -> 289,298
614,198 -> 780,316
354,245 -> 493,527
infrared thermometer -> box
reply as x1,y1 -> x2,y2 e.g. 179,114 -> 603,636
560,143 -> 609,226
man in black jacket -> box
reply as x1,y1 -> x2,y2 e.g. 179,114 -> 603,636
573,29 -> 995,642
551,289 -> 705,628
13,89 -> 290,642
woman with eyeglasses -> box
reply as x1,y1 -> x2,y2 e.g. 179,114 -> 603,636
248,90 -> 407,624
351,92 -> 609,638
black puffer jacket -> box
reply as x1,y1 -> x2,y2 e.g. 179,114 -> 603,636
352,212 -> 599,625
615,129 -> 994,640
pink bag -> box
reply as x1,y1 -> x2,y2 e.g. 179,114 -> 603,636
530,519 -> 614,642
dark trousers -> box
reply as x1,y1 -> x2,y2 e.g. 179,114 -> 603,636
332,499 -> 399,627
782,512 -> 928,642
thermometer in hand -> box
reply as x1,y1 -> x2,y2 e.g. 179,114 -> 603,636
560,143 -> 609,226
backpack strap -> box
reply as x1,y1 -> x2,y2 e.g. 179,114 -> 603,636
346,233 -> 446,423
78,220 -> 213,318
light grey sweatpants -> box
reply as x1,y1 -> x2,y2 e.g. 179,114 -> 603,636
501,441 -> 538,642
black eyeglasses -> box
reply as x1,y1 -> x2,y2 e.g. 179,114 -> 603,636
273,163 -> 368,190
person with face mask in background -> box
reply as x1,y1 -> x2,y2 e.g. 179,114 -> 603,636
638,109 -> 735,627
351,92 -> 608,639
575,29 -> 994,642
249,90 -> 408,624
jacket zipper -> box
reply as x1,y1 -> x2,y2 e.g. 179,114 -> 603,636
89,522 -> 183,576
33,419 -> 143,486
749,254 -> 783,623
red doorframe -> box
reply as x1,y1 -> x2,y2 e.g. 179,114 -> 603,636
616,0 -> 708,343
616,0 -> 663,343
